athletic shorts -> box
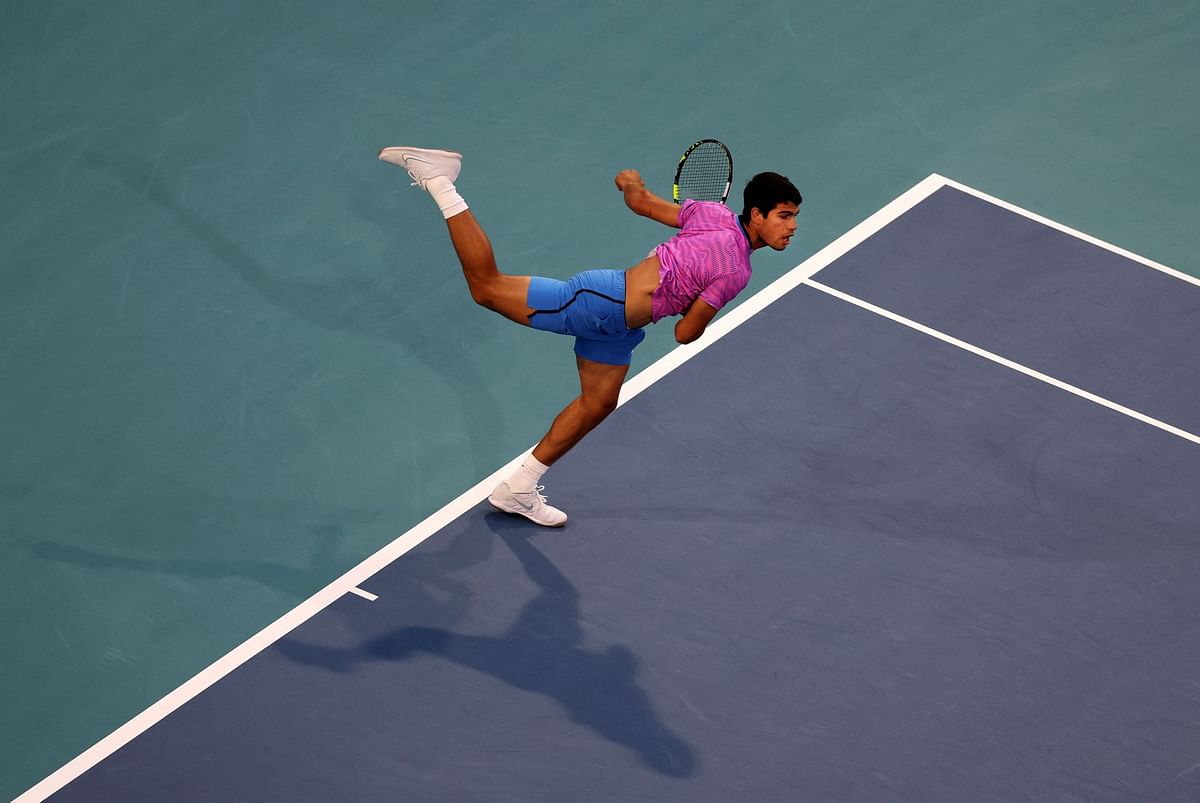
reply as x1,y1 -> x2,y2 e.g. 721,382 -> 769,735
526,269 -> 647,366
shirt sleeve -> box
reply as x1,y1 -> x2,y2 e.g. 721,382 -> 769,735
676,198 -> 699,229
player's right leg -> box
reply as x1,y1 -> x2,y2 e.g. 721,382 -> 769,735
379,146 -> 535,326
444,210 -> 535,326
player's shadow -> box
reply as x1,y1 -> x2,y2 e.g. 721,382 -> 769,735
276,514 -> 699,778
82,149 -> 506,476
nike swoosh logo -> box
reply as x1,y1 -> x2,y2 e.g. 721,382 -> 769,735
400,154 -> 430,167
491,486 -> 537,512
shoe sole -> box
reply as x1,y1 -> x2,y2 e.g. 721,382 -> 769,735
487,497 -> 567,527
377,146 -> 462,164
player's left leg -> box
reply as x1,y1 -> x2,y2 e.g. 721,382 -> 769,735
489,356 -> 629,527
533,356 -> 628,465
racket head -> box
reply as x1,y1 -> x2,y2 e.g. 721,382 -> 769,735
673,139 -> 733,205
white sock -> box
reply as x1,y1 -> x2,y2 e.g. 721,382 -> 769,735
507,454 -> 550,493
424,175 -> 469,220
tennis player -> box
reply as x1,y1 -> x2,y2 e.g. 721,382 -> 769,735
380,146 -> 801,526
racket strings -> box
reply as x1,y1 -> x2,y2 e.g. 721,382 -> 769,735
677,143 -> 731,203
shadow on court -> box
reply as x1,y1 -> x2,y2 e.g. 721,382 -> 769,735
276,514 -> 700,779
32,525 -> 345,599
31,519 -> 494,618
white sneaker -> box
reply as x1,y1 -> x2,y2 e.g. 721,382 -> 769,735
378,146 -> 462,188
488,482 -> 568,527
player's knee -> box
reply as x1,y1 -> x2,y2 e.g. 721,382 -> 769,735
469,283 -> 497,310
580,394 -> 618,424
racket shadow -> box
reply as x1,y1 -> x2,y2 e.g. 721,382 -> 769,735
32,516 -> 492,629
31,525 -> 346,600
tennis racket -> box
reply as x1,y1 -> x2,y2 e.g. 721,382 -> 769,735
672,139 -> 733,205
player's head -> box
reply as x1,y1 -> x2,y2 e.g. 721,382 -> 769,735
740,172 -> 802,251
740,172 -> 802,224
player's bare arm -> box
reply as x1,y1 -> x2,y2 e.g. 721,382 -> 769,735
674,297 -> 718,344
615,169 -> 681,228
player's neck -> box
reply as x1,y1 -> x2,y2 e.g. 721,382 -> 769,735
740,216 -> 766,251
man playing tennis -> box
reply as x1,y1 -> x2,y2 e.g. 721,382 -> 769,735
380,145 -> 801,526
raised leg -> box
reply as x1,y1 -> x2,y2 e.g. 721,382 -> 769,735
379,146 -> 536,326
444,210 -> 536,326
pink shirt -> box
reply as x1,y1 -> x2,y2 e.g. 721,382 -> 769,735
651,200 -> 752,323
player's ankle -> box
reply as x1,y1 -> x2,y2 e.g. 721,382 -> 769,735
507,454 -> 550,492
425,175 -> 469,219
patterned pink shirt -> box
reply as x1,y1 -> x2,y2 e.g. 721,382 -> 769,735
651,200 -> 752,323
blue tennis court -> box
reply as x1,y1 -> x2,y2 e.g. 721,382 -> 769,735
21,179 -> 1200,801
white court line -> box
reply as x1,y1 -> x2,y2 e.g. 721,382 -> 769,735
16,173 -> 1195,801
938,176 -> 1200,288
348,587 -> 378,602
14,454 -> 534,802
617,173 -> 952,405
804,278 -> 1200,445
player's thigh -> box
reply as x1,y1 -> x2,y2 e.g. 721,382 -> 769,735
575,355 -> 628,413
481,274 -> 536,326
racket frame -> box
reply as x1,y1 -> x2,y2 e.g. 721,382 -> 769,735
672,138 -> 734,205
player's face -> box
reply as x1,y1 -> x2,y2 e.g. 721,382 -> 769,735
759,202 -> 800,251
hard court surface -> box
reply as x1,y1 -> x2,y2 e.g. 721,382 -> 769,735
32,182 -> 1200,801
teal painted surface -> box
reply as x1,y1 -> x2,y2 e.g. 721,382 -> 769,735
2,1 -> 1198,795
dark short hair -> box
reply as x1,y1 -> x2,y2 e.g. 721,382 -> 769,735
740,172 -> 802,223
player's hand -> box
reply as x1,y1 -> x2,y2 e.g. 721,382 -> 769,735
614,169 -> 644,192
617,169 -> 682,227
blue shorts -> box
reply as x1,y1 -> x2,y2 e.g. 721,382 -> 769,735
526,269 -> 647,366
